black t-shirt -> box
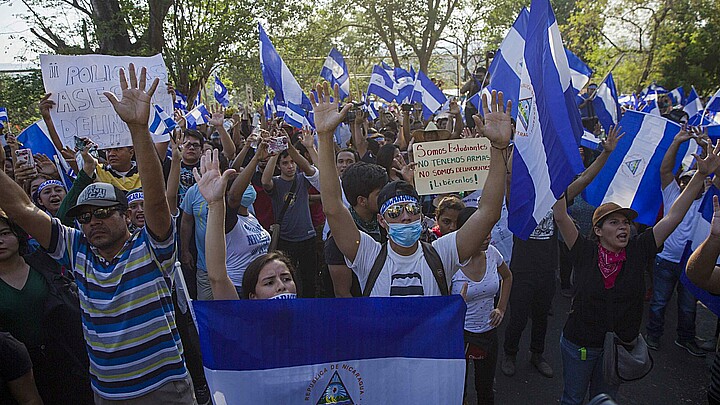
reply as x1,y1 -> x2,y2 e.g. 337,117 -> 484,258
510,210 -> 558,273
0,332 -> 32,405
162,158 -> 200,207
564,228 -> 658,348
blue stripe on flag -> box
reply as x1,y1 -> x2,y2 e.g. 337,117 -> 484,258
195,296 -> 466,371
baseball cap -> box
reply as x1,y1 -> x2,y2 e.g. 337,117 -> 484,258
66,183 -> 128,218
592,202 -> 638,227
377,180 -> 420,214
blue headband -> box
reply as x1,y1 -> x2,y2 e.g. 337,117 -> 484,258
127,191 -> 144,204
380,195 -> 419,215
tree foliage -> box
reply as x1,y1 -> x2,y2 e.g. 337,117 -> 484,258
0,72 -> 45,130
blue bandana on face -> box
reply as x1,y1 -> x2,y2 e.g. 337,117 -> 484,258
380,195 -> 419,216
241,185 -> 257,208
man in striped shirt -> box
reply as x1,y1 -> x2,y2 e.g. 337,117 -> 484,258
0,65 -> 194,403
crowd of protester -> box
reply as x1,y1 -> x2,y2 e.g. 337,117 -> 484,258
0,62 -> 719,405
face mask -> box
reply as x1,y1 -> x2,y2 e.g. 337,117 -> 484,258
269,293 -> 297,300
240,185 -> 257,208
387,219 -> 422,248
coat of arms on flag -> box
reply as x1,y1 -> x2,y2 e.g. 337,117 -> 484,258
315,371 -> 354,404
518,97 -> 533,131
623,156 -> 644,176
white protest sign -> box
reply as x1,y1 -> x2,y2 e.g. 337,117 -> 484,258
412,138 -> 492,195
40,53 -> 172,149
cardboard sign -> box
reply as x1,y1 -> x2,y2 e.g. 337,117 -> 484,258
40,53 -> 172,149
412,138 -> 491,195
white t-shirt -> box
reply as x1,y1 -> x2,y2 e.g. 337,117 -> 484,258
658,181 -> 702,262
463,191 -> 513,264
450,245 -> 504,333
346,231 -> 461,297
225,214 -> 271,288
322,177 -> 350,240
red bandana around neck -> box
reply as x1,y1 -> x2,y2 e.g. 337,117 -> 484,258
597,243 -> 627,289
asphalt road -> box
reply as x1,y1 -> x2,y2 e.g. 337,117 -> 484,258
465,280 -> 715,404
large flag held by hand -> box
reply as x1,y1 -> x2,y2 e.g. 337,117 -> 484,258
507,0 -> 584,239
367,65 -> 398,103
592,73 -> 621,134
410,70 -> 447,120
195,297 -> 466,404
585,111 -> 681,225
320,48 -> 350,100
259,24 -> 312,110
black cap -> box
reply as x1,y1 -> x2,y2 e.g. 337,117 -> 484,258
377,180 -> 420,213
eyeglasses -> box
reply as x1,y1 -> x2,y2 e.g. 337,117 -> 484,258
384,202 -> 422,219
184,142 -> 201,149
76,206 -> 123,224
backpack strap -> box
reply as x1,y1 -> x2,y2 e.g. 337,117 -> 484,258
421,241 -> 449,296
363,243 -> 388,297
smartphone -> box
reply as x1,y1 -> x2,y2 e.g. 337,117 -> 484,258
267,137 -> 288,154
74,136 -> 87,151
15,149 -> 34,166
401,103 -> 413,112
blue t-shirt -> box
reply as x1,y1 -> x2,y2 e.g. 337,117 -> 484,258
180,184 -> 208,271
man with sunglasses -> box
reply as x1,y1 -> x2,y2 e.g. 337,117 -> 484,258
0,64 -> 194,403
314,82 -> 512,297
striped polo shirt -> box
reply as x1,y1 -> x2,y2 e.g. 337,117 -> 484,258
46,218 -> 187,399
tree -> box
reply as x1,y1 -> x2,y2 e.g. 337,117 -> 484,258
0,72 -> 45,131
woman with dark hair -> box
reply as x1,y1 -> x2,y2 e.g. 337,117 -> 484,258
552,141 -> 720,404
432,195 -> 466,237
376,144 -> 414,184
195,149 -> 296,300
0,211 -> 92,404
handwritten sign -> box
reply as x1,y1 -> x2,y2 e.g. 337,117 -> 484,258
40,54 -> 172,149
412,138 -> 491,195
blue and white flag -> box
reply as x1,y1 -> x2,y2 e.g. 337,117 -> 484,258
640,82 -> 667,98
688,111 -> 714,127
149,105 -> 176,141
410,70 -> 447,120
668,87 -> 684,106
0,107 -> 8,125
640,99 -> 661,115
585,111 -> 681,225
367,65 -> 398,103
185,103 -> 211,129
592,73 -> 621,133
193,91 -> 202,109
17,120 -> 75,188
679,186 -> 720,317
283,102 -> 313,129
706,88 -> 720,113
174,90 -> 189,112
508,0 -> 584,239
580,130 -> 601,150
361,92 -> 380,121
214,76 -> 230,107
565,48 -> 592,95
195,296 -> 465,404
394,67 -> 415,104
320,48 -> 350,100
684,86 -> 703,117
264,94 -> 275,120
259,24 -> 312,110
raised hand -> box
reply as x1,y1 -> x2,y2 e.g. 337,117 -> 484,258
310,82 -> 351,137
167,83 -> 176,101
601,125 -> 625,152
674,125 -> 693,144
206,104 -> 225,127
695,139 -> 720,176
192,149 -> 236,203
254,141 -> 270,161
170,129 -> 182,160
301,127 -> 315,149
103,63 -> 159,127
79,140 -> 98,176
395,162 -> 417,183
480,90 -> 512,149
34,153 -> 58,177
38,93 -> 55,119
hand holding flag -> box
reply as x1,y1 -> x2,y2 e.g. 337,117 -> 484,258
310,82 -> 352,136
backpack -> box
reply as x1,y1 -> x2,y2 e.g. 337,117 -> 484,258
362,241 -> 448,296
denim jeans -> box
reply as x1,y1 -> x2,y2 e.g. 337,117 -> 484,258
560,335 -> 618,405
646,258 -> 697,342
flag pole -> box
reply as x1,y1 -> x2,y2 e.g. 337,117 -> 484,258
589,53 -> 625,101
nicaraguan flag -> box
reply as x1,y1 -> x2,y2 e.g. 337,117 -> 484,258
0,107 -> 8,126
174,90 -> 188,113
688,112 -> 714,126
185,104 -> 211,129
668,87 -> 684,106
410,70 -> 447,120
592,73 -> 621,133
17,120 -> 75,188
283,102 -> 313,129
320,48 -> 350,100
360,92 -> 380,121
508,0 -> 584,239
149,104 -> 176,141
679,186 -> 720,316
565,48 -> 592,95
706,88 -> 720,113
641,99 -> 661,115
585,111 -> 680,225
259,24 -> 312,110
367,65 -> 398,103
193,91 -> 202,109
214,76 -> 230,107
580,130 -> 601,150
640,82 -> 667,99
195,296 -> 465,404
684,86 -> 703,117
264,94 -> 275,120
394,67 -> 415,104
708,124 -> 720,139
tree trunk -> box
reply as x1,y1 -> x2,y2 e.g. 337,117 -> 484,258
147,0 -> 173,54
90,0 -> 132,53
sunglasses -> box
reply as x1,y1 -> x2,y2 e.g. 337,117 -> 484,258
76,206 -> 123,224
384,202 -> 422,219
